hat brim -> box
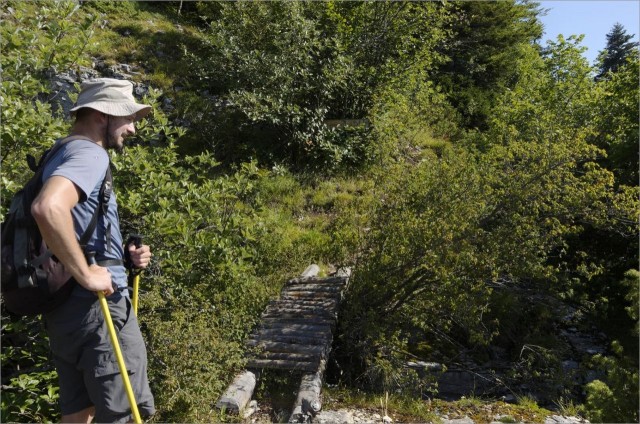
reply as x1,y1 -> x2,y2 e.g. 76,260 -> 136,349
70,101 -> 152,121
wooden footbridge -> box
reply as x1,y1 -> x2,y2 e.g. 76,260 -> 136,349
216,265 -> 351,422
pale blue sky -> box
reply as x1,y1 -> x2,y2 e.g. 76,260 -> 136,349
538,1 -> 640,65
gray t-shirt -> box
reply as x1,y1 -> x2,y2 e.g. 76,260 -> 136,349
42,139 -> 127,296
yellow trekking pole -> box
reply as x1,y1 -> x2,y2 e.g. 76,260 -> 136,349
88,253 -> 142,424
126,234 -> 143,315
97,292 -> 142,423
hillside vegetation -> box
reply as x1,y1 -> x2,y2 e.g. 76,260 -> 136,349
1,1 -> 638,423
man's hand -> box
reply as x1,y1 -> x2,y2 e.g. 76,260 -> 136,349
80,265 -> 114,296
128,244 -> 152,269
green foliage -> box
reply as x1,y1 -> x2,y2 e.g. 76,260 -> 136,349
338,29 -> 637,398
1,315 -> 59,423
584,342 -> 639,423
178,1 -> 452,171
326,0 -> 451,118
184,1 -> 353,169
592,55 -> 639,186
1,0 -> 98,214
434,0 -> 544,129
595,22 -> 640,81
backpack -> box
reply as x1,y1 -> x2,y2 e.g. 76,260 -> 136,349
1,136 -> 112,316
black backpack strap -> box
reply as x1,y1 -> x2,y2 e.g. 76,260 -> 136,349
100,165 -> 113,254
79,163 -> 112,250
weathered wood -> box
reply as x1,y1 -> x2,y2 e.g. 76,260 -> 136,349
246,334 -> 331,346
260,316 -> 336,326
259,322 -> 332,332
281,290 -> 340,299
246,340 -> 329,355
247,358 -> 317,372
253,352 -> 322,362
218,266 -> 351,416
284,284 -> 342,293
286,276 -> 347,285
262,307 -> 337,317
281,296 -> 339,305
266,301 -> 337,311
215,370 -> 257,413
289,357 -> 328,422
253,328 -> 331,340
267,300 -> 337,308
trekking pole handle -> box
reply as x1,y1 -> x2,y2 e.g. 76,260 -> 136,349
127,234 -> 143,249
126,234 -> 144,270
86,251 -> 97,265
86,251 -> 118,293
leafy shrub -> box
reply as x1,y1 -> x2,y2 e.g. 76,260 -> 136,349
1,0 -> 98,214
584,342 -> 639,423
1,316 -> 60,423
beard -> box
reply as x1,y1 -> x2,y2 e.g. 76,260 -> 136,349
106,133 -> 124,152
104,119 -> 124,152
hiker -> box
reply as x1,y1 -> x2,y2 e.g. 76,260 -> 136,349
31,78 -> 155,423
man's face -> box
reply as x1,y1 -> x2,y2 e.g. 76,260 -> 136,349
106,114 -> 136,151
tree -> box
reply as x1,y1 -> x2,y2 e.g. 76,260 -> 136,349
592,55 -> 639,186
595,23 -> 639,80
433,0 -> 544,130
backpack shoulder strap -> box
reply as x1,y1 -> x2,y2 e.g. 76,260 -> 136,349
79,160 -> 112,250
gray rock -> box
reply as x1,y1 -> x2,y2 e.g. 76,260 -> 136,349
441,416 -> 474,424
312,410 -> 354,424
544,415 -> 589,424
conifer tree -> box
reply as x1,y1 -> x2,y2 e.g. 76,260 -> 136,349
595,23 -> 639,80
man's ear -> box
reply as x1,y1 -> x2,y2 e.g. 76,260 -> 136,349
93,110 -> 109,127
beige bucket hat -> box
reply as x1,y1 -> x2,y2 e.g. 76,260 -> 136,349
70,78 -> 151,121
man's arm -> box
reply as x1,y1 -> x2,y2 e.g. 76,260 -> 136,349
31,176 -> 114,295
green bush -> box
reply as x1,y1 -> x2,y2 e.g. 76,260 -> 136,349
584,342 -> 639,423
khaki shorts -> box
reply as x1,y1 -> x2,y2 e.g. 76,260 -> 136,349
45,293 -> 155,422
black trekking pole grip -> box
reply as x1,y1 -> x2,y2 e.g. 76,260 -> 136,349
85,251 -> 97,265
125,234 -> 144,270
85,251 -> 118,293
125,234 -> 144,316
127,234 -> 143,249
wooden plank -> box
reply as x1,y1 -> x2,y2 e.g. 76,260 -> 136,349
253,352 -> 322,362
268,300 -> 337,307
246,334 -> 331,346
284,284 -> 342,293
271,304 -> 338,313
289,357 -> 328,421
246,340 -> 329,355
281,291 -> 340,300
254,327 -> 331,338
267,298 -> 337,309
260,316 -> 336,326
286,276 -> 347,286
259,322 -> 332,332
247,358 -> 318,372
286,281 -> 347,290
216,370 -> 257,413
281,294 -> 340,303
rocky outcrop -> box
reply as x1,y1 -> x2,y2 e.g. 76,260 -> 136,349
49,59 -> 154,118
